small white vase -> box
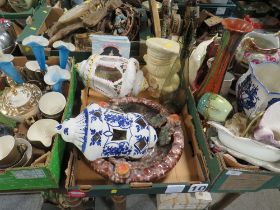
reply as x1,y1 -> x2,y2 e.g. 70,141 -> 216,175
144,38 -> 180,98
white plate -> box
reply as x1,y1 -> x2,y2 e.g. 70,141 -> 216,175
211,137 -> 280,173
208,121 -> 280,162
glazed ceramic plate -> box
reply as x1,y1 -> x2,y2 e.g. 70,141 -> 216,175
27,119 -> 59,148
39,92 -> 66,116
211,137 -> 280,173
208,121 -> 280,162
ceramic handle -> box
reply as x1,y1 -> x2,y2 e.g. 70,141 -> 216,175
242,37 -> 278,55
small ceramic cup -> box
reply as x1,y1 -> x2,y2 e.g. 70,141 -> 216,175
39,92 -> 66,120
22,61 -> 46,89
197,92 -> 233,122
0,135 -> 25,169
13,138 -> 33,167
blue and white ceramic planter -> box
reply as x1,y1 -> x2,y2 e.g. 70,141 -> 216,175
56,103 -> 158,161
236,61 -> 280,119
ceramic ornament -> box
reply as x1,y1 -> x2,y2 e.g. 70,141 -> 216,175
77,54 -> 148,98
53,41 -> 75,69
56,103 -> 158,161
143,38 -> 180,98
44,65 -> 71,92
0,48 -> 24,84
22,35 -> 49,72
237,61 -> 280,119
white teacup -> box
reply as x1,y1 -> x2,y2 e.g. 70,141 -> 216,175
39,92 -> 66,120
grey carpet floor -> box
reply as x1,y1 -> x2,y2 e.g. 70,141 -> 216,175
1,189 -> 280,210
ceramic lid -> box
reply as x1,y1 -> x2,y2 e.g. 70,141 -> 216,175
0,83 -> 42,118
146,38 -> 180,56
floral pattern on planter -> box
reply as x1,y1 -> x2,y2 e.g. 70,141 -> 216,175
56,103 -> 158,161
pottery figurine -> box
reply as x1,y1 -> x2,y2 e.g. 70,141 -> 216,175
56,103 -> 158,161
143,38 -> 180,98
77,54 -> 148,98
254,102 -> 280,148
27,119 -> 59,148
197,92 -> 233,122
236,61 -> 280,119
208,121 -> 280,162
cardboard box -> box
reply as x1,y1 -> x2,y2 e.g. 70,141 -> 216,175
184,87 -> 280,192
0,57 -> 77,191
157,192 -> 212,210
63,88 -> 209,197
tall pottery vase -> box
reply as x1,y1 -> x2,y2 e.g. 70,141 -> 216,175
193,18 -> 254,99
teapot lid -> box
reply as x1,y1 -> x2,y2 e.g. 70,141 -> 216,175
0,83 -> 42,118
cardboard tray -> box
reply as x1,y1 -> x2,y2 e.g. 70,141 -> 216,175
16,5 -> 150,63
63,89 -> 209,197
0,56 -> 77,191
185,87 -> 280,192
